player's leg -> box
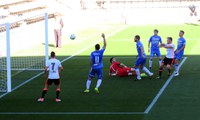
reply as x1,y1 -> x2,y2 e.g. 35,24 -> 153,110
55,79 -> 61,102
149,51 -> 154,70
141,58 -> 153,79
166,64 -> 172,76
84,69 -> 94,93
130,67 -> 135,72
142,58 -> 151,75
126,67 -> 137,76
174,59 -> 180,76
116,68 -> 130,77
174,54 -> 183,76
156,50 -> 162,67
134,58 -> 142,80
38,78 -> 51,102
95,69 -> 103,93
110,72 -> 117,76
157,58 -> 165,79
54,30 -> 58,47
57,30 -> 62,48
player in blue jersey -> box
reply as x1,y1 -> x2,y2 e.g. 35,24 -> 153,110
134,35 -> 153,81
84,33 -> 106,93
174,30 -> 186,76
148,29 -> 162,70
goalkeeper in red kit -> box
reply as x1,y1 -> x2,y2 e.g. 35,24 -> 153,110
109,57 -> 136,77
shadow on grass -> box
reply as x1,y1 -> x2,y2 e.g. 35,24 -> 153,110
185,23 -> 200,26
42,43 -> 55,48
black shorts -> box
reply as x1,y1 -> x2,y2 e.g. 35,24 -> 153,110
163,57 -> 174,66
46,79 -> 60,85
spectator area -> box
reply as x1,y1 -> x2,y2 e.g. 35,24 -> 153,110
0,0 -> 60,32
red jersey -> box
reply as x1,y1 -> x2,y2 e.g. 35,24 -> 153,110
110,62 -> 136,77
110,62 -> 122,73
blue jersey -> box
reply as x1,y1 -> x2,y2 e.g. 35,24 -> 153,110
90,47 -> 105,69
149,35 -> 162,50
176,37 -> 186,54
136,41 -> 146,58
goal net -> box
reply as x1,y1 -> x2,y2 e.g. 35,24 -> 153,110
0,13 -> 49,92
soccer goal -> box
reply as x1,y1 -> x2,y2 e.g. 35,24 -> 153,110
0,13 -> 49,92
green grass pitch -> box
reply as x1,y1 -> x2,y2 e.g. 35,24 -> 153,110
0,24 -> 200,120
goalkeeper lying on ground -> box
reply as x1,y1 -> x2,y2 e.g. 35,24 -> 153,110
109,57 -> 137,77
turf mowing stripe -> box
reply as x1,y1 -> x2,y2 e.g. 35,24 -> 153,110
0,25 -> 128,99
144,57 -> 188,114
0,112 -> 145,115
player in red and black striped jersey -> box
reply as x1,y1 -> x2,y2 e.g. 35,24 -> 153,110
109,57 -> 136,77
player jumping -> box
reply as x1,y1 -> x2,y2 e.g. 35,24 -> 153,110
157,37 -> 175,79
174,30 -> 186,76
148,29 -> 162,70
38,51 -> 63,102
109,57 -> 136,77
84,33 -> 106,94
134,35 -> 153,81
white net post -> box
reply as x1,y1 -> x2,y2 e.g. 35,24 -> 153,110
6,23 -> 11,92
45,13 -> 49,64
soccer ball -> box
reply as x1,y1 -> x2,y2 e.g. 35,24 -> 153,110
70,34 -> 76,40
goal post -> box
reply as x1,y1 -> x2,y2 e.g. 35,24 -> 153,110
6,23 -> 11,92
0,13 -> 49,93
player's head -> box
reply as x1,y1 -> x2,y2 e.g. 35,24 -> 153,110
154,29 -> 158,35
95,44 -> 100,50
110,57 -> 116,63
134,35 -> 140,42
167,37 -> 172,44
179,30 -> 184,37
51,51 -> 55,58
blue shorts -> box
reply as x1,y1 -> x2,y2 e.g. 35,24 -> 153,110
88,68 -> 103,79
175,53 -> 183,61
150,49 -> 161,57
135,57 -> 146,67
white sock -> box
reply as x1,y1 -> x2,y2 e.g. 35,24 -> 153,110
135,68 -> 141,79
142,67 -> 152,76
131,68 -> 135,71
149,59 -> 152,68
128,72 -> 133,76
175,64 -> 180,73
159,59 -> 162,66
96,79 -> 102,88
86,80 -> 91,90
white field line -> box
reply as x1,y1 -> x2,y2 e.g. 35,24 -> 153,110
0,112 -> 145,115
144,57 -> 188,114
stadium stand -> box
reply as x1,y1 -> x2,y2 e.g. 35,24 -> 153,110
0,0 -> 33,9
81,0 -> 200,9
0,0 -> 62,32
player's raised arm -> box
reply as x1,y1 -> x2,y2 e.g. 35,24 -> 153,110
102,33 -> 107,48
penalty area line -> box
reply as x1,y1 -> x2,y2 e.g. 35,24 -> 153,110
144,57 -> 188,114
0,25 -> 128,99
